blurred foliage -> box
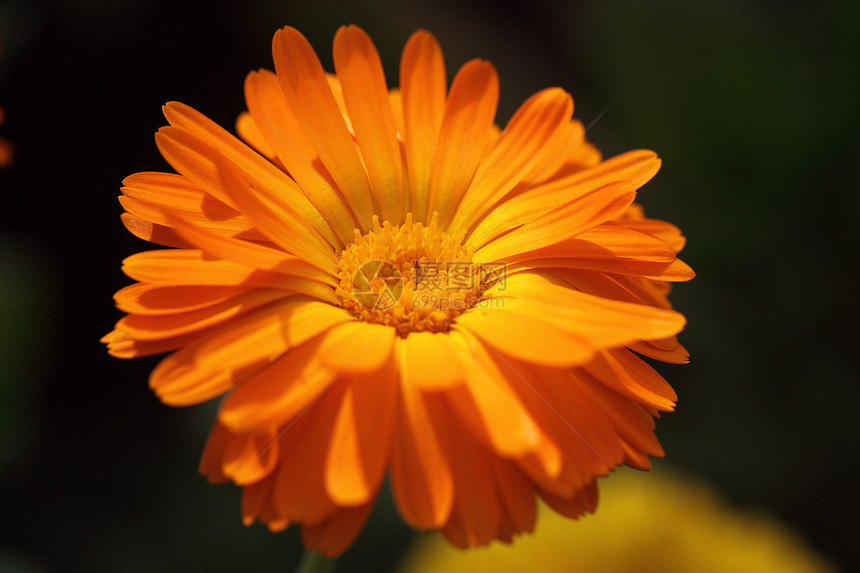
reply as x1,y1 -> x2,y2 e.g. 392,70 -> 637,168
0,0 -> 857,571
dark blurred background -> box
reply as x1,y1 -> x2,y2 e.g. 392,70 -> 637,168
1,0 -> 858,571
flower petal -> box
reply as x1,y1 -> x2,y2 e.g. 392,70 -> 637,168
400,30 -> 446,222
272,26 -> 376,229
505,226 -> 695,282
391,387 -> 454,529
325,359 -> 397,505
428,59 -> 499,228
583,348 -> 678,411
472,182 -> 636,260
166,213 -> 336,286
445,329 -> 544,457
440,426 -> 502,548
151,299 -> 351,406
395,330 -> 467,391
160,102 -> 337,245
300,499 -> 376,558
467,149 -> 660,246
114,288 -> 288,340
244,69 -> 356,246
333,25 -> 405,222
449,87 -> 574,235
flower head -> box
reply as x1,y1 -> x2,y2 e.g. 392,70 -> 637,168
104,25 -> 694,556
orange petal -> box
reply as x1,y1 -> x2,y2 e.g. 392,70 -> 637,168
222,426 -> 281,485
235,110 -> 277,160
444,329 -> 543,457
160,102 -> 336,245
300,499 -> 376,558
325,359 -> 397,505
333,25 -> 404,223
215,157 -> 339,274
113,283 -> 251,316
391,385 -> 454,529
166,214 -> 336,286
316,321 -> 395,373
120,250 -> 335,303
120,171 -> 259,240
114,288 -> 288,340
270,385 -> 342,525
241,474 -> 288,531
428,59 -> 499,228
272,26 -> 375,229
454,305 -> 595,367
472,182 -> 636,259
440,426 -> 502,548
400,30 -> 446,222
491,272 -> 687,350
539,479 -> 599,519
395,330 -> 467,391
467,149 -> 660,246
151,299 -> 351,406
449,87 -> 574,235
504,226 -> 695,282
216,334 -> 344,435
244,69 -> 356,246
199,421 -> 230,483
573,369 -> 665,459
120,213 -> 188,248
489,455 -> 536,537
583,347 -> 678,411
520,119 -> 601,186
628,338 -> 690,364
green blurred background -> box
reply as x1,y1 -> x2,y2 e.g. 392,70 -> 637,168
1,0 -> 857,571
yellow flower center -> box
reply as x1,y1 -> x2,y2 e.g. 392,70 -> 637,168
336,213 -> 496,336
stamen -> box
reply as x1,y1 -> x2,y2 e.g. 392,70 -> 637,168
335,213 -> 490,336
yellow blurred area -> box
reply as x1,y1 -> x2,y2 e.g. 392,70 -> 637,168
399,468 -> 837,573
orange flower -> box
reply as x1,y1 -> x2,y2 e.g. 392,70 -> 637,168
104,25 -> 694,556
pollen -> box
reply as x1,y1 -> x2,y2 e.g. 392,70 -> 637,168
336,213 -> 492,336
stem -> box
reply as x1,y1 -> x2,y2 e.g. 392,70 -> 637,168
296,550 -> 336,573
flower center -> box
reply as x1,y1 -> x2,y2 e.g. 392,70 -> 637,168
336,213 -> 494,336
